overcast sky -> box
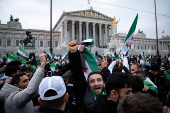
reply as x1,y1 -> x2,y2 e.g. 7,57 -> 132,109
0,0 -> 169,39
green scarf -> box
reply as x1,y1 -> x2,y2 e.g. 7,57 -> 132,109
90,87 -> 107,99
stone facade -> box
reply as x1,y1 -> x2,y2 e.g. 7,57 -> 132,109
0,20 -> 61,57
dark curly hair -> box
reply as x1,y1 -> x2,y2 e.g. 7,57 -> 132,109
105,72 -> 131,97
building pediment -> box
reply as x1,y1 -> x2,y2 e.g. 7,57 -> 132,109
64,9 -> 114,21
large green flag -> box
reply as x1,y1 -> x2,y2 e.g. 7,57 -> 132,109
121,14 -> 138,55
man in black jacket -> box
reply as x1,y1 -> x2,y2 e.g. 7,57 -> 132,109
92,72 -> 132,113
68,40 -> 106,113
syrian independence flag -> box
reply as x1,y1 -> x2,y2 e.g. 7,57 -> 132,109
121,14 -> 138,55
18,59 -> 28,66
17,47 -> 29,61
83,47 -> 99,80
47,51 -> 53,59
11,53 -> 18,58
144,77 -> 158,94
51,63 -> 56,71
141,52 -> 146,61
0,55 -> 3,62
62,52 -> 68,60
81,38 -> 94,45
7,54 -> 18,63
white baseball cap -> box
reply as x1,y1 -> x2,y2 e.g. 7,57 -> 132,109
39,76 -> 66,100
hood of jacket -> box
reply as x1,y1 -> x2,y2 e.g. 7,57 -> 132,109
0,83 -> 21,102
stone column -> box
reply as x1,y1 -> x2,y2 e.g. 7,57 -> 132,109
76,24 -> 78,41
93,23 -> 96,47
107,27 -> 109,46
61,23 -> 64,47
99,23 -> 102,47
37,34 -> 39,48
79,21 -> 82,43
3,33 -> 6,47
72,21 -> 75,41
64,20 -> 68,45
162,41 -> 163,50
90,25 -> 92,38
83,24 -> 85,41
44,35 -> 47,48
86,22 -> 89,39
70,24 -> 72,43
105,24 -> 108,47
95,26 -> 98,47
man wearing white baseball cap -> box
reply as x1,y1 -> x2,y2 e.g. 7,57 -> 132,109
37,76 -> 69,113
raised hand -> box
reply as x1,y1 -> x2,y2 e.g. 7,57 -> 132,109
101,56 -> 108,68
68,40 -> 79,53
38,50 -> 47,69
79,44 -> 85,52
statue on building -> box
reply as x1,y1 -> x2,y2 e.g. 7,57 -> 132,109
10,15 -> 13,21
20,31 -> 36,47
138,29 -> 143,33
14,18 -> 19,22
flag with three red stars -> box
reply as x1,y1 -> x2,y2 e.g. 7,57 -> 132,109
121,14 -> 138,55
83,47 -> 99,80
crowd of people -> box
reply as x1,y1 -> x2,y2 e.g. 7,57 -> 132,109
0,40 -> 170,113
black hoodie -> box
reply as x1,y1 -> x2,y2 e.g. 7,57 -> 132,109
92,95 -> 117,113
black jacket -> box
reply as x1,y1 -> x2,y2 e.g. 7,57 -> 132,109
36,107 -> 66,113
65,85 -> 77,113
92,95 -> 117,113
69,51 -> 95,113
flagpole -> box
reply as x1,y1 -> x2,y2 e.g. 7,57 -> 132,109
50,0 -> 53,54
154,0 -> 159,56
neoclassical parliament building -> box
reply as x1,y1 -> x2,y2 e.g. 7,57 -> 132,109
0,8 -> 170,57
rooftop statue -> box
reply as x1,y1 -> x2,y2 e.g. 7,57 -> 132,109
20,31 -> 37,47
10,15 -> 13,21
14,18 -> 19,22
10,15 -> 19,22
138,29 -> 143,33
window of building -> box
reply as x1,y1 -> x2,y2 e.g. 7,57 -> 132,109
134,45 -> 135,49
137,45 -> 139,49
145,45 -> 146,49
7,39 -> 11,46
152,45 -> 153,50
16,40 -> 19,46
55,41 -> 58,47
48,41 -> 50,47
40,41 -> 43,47
0,39 -> 1,46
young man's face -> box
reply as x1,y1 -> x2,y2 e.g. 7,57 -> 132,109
130,65 -> 139,75
17,75 -> 29,89
119,87 -> 132,99
88,74 -> 104,94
